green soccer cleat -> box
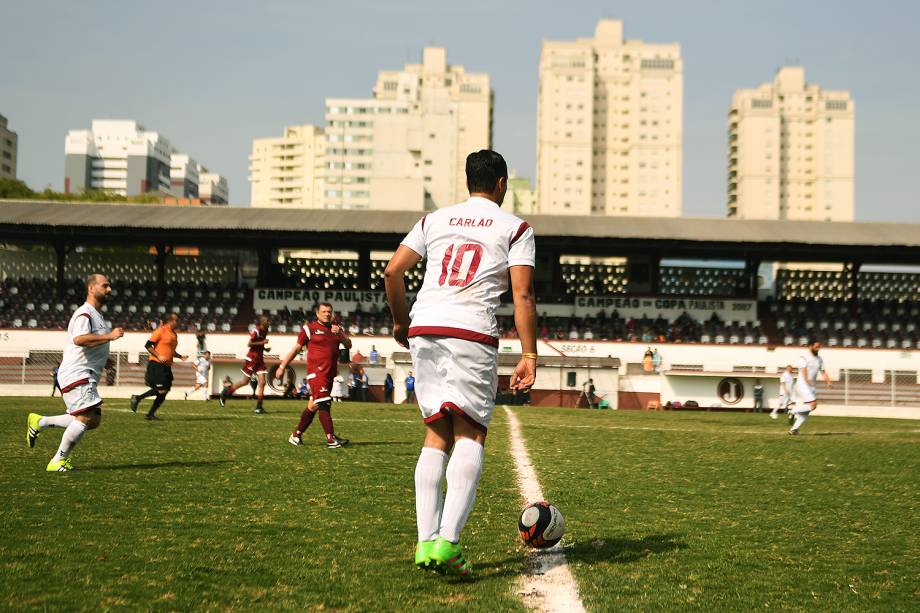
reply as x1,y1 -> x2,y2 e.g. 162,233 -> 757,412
430,537 -> 472,578
415,540 -> 437,570
46,457 -> 74,472
27,413 -> 42,448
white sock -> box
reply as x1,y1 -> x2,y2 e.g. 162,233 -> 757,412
39,414 -> 74,430
54,419 -> 87,460
439,438 -> 484,543
415,447 -> 447,542
792,411 -> 808,431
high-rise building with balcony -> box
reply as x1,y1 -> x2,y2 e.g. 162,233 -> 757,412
249,124 -> 325,208
728,67 -> 854,221
0,114 -> 17,180
64,120 -> 228,202
537,20 -> 682,216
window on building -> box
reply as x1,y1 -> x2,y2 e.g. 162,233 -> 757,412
640,58 -> 675,70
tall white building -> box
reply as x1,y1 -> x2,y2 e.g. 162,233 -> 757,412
324,46 -> 491,211
249,48 -> 489,211
64,119 -> 228,202
537,20 -> 683,217
0,114 -> 17,180
728,67 -> 854,221
249,124 -> 325,208
198,166 -> 229,204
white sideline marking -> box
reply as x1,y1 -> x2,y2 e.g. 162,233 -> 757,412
504,406 -> 586,613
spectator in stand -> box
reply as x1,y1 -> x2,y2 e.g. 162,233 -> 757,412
362,323 -> 374,335
643,348 -> 654,373
348,321 -> 360,336
584,328 -> 594,340
405,370 -> 416,403
369,345 -> 379,365
568,326 -> 579,340
384,373 -> 394,403
540,322 -> 551,340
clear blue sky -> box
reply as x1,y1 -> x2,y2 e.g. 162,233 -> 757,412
3,0 -> 918,220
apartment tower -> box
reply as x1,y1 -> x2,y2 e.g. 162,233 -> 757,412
728,67 -> 854,221
537,20 -> 683,216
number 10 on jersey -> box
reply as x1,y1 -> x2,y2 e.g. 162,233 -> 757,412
439,243 -> 483,287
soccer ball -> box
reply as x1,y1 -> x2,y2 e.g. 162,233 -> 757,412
518,501 -> 565,548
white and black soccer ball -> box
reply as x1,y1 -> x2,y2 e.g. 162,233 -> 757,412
518,501 -> 565,548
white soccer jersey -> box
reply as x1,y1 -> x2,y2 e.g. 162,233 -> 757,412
795,353 -> 824,403
194,357 -> 211,378
780,372 -> 794,397
795,353 -> 824,391
401,196 -> 535,345
56,303 -> 112,390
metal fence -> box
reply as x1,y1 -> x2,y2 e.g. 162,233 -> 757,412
822,369 -> 920,406
0,351 -> 196,389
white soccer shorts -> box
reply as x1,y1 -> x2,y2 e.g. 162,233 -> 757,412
62,381 -> 103,414
795,382 -> 817,404
409,335 -> 498,432
196,374 -> 208,385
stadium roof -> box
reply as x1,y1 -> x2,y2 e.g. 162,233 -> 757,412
2,199 -> 920,263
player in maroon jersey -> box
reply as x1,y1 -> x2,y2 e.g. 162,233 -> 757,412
219,314 -> 271,414
276,303 -> 352,448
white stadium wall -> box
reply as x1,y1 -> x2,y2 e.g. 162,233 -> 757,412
2,329 -> 919,417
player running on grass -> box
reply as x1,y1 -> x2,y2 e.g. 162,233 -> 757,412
770,364 -> 794,420
27,274 -> 124,471
277,303 -> 352,449
385,149 -> 537,577
219,315 -> 270,413
130,313 -> 188,420
789,339 -> 831,434
185,351 -> 212,401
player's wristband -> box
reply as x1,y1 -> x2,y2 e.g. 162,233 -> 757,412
522,353 -> 538,360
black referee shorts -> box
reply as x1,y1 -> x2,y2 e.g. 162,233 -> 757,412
145,361 -> 174,392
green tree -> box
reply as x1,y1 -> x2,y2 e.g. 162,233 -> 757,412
0,178 -> 36,198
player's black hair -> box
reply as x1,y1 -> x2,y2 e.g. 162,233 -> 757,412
316,302 -> 333,311
807,335 -> 819,345
85,273 -> 106,289
466,149 -> 508,194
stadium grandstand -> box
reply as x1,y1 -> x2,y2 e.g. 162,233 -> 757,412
3,199 -> 920,413
3,200 -> 920,345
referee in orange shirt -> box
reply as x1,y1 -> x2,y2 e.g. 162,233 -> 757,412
130,313 -> 188,420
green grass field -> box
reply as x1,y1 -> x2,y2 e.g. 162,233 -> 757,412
1,397 -> 918,611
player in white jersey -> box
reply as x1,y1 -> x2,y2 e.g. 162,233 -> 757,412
385,150 -> 537,577
789,339 -> 831,434
26,274 -> 124,471
185,351 -> 212,401
770,364 -> 795,420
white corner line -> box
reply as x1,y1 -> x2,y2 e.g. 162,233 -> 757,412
503,405 -> 587,613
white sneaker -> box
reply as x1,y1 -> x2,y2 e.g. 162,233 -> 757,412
770,413 -> 778,420
184,392 -> 188,401
288,434 -> 302,446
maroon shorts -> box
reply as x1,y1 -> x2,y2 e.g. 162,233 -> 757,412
241,354 -> 267,377
308,371 -> 334,403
